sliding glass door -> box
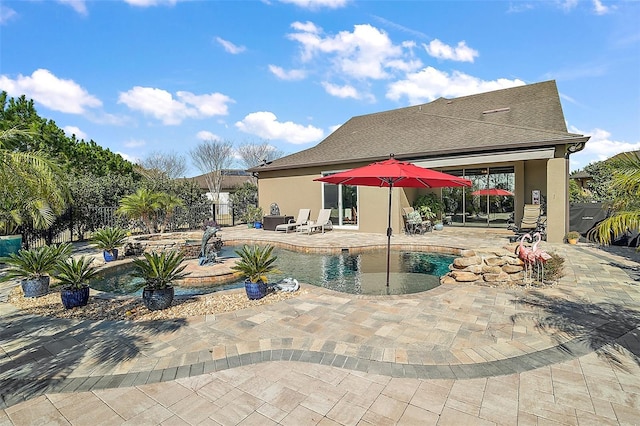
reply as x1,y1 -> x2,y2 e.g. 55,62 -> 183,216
321,176 -> 358,227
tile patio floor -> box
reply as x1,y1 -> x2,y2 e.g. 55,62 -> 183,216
0,225 -> 639,425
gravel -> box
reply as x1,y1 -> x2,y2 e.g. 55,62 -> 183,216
7,285 -> 308,321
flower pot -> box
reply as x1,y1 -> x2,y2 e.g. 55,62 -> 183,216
61,285 -> 90,309
0,235 -> 22,257
434,223 -> 444,231
103,249 -> 118,262
568,238 -> 578,245
21,276 -> 50,298
244,280 -> 267,300
254,222 -> 262,229
142,286 -> 175,311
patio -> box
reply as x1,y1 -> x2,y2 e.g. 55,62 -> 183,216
1,225 -> 639,425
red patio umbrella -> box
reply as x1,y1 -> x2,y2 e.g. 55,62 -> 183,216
314,155 -> 472,287
471,188 -> 514,196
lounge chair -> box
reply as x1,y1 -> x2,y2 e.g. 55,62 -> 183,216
275,208 -> 311,233
298,208 -> 333,234
508,204 -> 545,241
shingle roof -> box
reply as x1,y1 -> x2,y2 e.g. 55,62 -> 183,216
184,171 -> 254,192
253,80 -> 588,172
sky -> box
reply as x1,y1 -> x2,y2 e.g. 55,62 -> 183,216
0,0 -> 639,177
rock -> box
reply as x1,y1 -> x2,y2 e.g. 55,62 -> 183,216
483,271 -> 511,282
460,249 -> 476,257
482,265 -> 503,274
502,264 -> 524,274
485,257 -> 506,267
440,276 -> 458,285
453,256 -> 482,268
450,271 -> 480,282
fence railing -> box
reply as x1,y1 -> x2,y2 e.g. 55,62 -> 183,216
22,203 -> 238,249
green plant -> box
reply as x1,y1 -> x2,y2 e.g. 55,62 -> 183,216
0,243 -> 72,281
92,226 -> 128,253
231,244 -> 279,283
416,205 -> 437,220
413,193 -> 443,219
55,256 -> 100,289
566,231 -> 580,240
131,251 -> 190,289
243,205 -> 263,223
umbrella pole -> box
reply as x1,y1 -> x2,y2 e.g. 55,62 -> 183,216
386,184 -> 393,287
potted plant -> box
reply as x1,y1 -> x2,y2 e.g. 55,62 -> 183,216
92,226 -> 128,262
0,243 -> 72,297
244,205 -> 264,229
132,250 -> 190,311
55,256 -> 100,309
416,205 -> 437,221
231,244 -> 279,300
433,220 -> 444,231
566,231 -> 580,244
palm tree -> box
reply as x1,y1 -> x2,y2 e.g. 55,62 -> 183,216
0,128 -> 69,235
591,151 -> 640,245
157,192 -> 184,232
117,188 -> 162,233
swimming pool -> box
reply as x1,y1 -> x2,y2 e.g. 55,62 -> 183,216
91,247 -> 455,296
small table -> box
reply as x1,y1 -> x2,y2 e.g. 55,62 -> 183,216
262,215 -> 294,231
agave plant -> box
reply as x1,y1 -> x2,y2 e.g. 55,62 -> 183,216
131,250 -> 190,289
231,244 -> 279,283
55,256 -> 100,290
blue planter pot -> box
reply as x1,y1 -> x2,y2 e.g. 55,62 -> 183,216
21,276 -> 50,298
142,286 -> 175,311
103,249 -> 118,262
244,280 -> 267,300
61,285 -> 90,309
254,222 -> 262,229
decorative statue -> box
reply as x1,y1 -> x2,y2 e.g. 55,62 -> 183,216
270,203 -> 280,216
199,225 -> 223,266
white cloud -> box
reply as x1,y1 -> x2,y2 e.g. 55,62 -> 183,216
235,111 -> 324,144
268,65 -> 307,81
568,125 -> 640,171
321,82 -> 359,99
57,0 -> 88,15
118,87 -> 233,125
278,0 -> 348,10
0,69 -> 102,114
215,37 -> 246,54
0,5 -> 17,24
63,126 -> 87,140
424,39 -> 478,63
124,139 -> 146,148
592,0 -> 612,15
115,151 -> 140,164
287,22 -> 416,80
386,66 -> 526,104
196,130 -> 221,141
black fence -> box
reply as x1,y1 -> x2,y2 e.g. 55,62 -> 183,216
22,203 -> 237,249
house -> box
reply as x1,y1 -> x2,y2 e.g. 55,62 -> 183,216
250,80 -> 589,243
187,170 -> 254,214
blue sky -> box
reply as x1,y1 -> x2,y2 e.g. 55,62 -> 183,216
1,0 -> 639,176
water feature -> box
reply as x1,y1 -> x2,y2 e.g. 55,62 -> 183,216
91,247 -> 455,296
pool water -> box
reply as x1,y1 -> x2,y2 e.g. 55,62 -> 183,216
91,247 -> 454,296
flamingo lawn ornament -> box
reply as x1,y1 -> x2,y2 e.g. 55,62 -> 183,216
532,232 -> 552,283
515,233 -> 534,283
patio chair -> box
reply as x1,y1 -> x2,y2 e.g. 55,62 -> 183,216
508,204 -> 545,242
298,208 -> 333,234
275,208 -> 311,233
402,207 -> 431,235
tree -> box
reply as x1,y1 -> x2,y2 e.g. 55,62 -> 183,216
591,151 -> 640,245
138,150 -> 187,181
0,128 -> 70,234
117,188 -> 163,233
189,139 -> 235,202
229,182 -> 258,224
236,140 -> 284,170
